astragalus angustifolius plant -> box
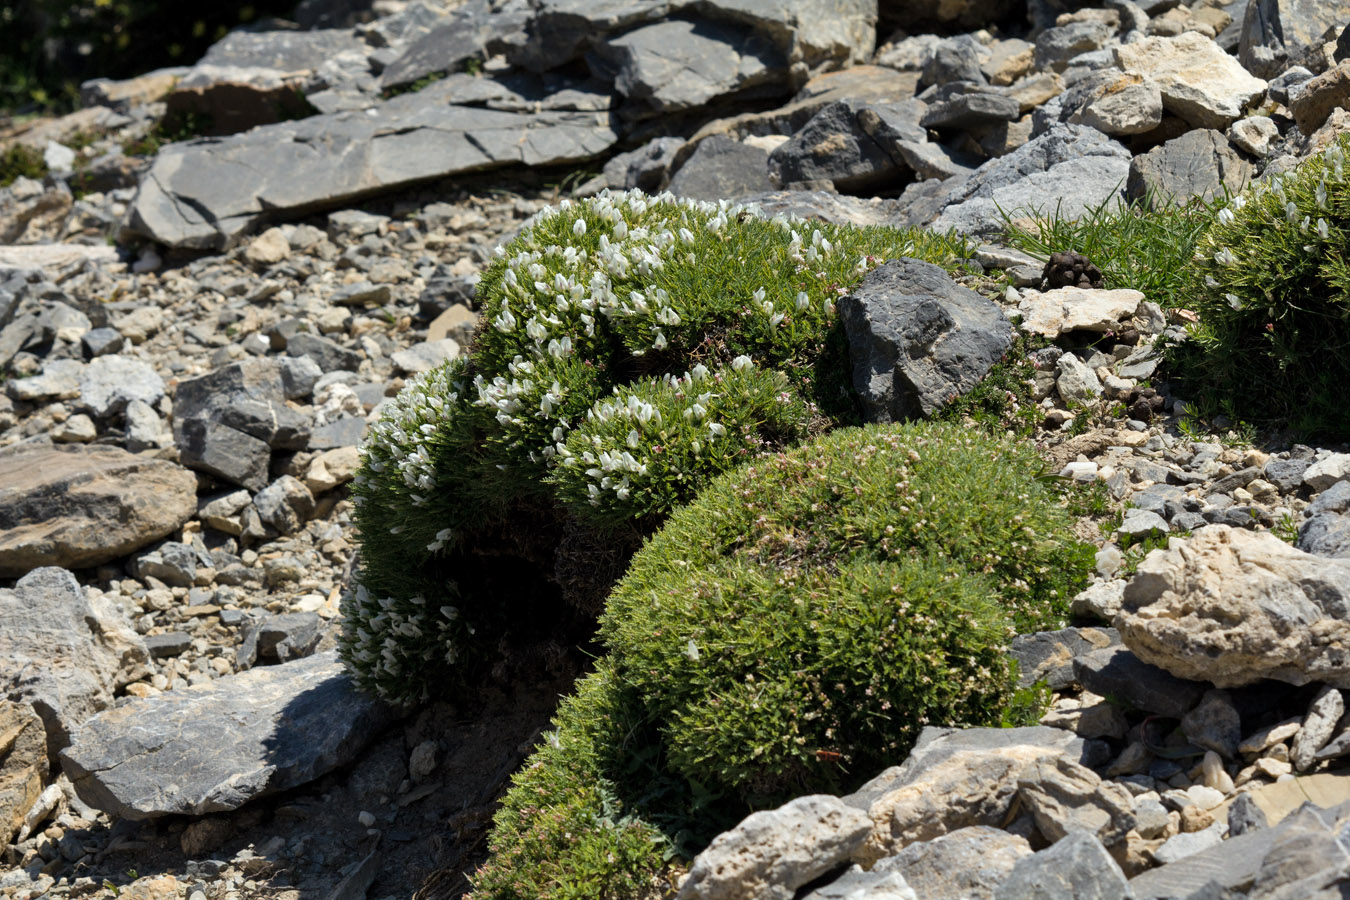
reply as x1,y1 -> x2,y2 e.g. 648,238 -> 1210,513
340,189 -> 974,701
1178,132 -> 1350,436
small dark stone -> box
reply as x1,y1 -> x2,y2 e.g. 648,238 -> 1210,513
1043,250 -> 1104,289
144,632 -> 193,659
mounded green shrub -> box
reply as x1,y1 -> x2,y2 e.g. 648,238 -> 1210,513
470,422 -> 1093,899
1178,133 -> 1350,435
341,191 -> 975,701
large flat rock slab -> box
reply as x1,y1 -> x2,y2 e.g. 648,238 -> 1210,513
0,442 -> 197,576
125,94 -> 617,250
60,651 -> 397,820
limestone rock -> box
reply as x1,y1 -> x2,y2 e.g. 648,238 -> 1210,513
1291,685 -> 1344,772
0,568 -> 147,757
872,826 -> 1032,899
0,444 -> 196,576
1117,525 -> 1350,688
1290,60 -> 1350,135
678,794 -> 871,900
1017,754 -> 1136,846
668,135 -> 773,201
1125,129 -> 1253,205
78,355 -> 165,419
768,99 -> 901,192
60,651 -> 395,820
1017,287 -> 1143,337
993,830 -> 1130,900
1072,73 -> 1164,136
1073,645 -> 1206,718
1009,626 -> 1120,691
0,701 -> 48,847
1239,0 -> 1350,79
838,258 -> 1012,422
1115,33 -> 1267,129
798,864 -> 917,900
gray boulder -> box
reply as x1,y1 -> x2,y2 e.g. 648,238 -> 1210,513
77,355 -> 165,419
838,258 -> 1012,422
994,831 -> 1129,900
0,444 -> 196,576
768,99 -> 900,192
378,0 -> 531,91
668,136 -> 773,201
920,91 -> 1021,130
1298,513 -> 1350,558
125,90 -> 617,250
1239,0 -> 1350,78
1073,645 -> 1207,718
930,124 -> 1130,236
1009,626 -> 1120,691
1,568 -> 147,758
604,136 -> 686,191
60,651 -> 396,820
1126,129 -> 1253,206
873,826 -> 1032,899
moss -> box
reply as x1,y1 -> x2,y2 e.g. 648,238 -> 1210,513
0,143 -> 47,187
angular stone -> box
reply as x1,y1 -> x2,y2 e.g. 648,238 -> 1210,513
1126,129 -> 1253,205
176,419 -> 271,492
1072,580 -> 1126,620
1119,508 -> 1169,540
839,258 -> 1012,422
1073,646 -> 1207,718
768,99 -> 900,192
1017,755 -> 1136,846
1034,21 -> 1115,72
1227,115 -> 1280,156
176,357 -> 311,453
668,136 -> 773,202
1182,689 -> 1242,759
604,136 -> 686,191
921,92 -> 1021,130
1114,33 -> 1267,129
872,826 -> 1032,899
1290,60 -> 1350,136
78,355 -> 165,419
1291,685 -> 1344,772
287,332 -> 361,372
1057,352 -> 1102,406
1009,626 -> 1121,691
125,96 -> 617,250
1017,287 -> 1143,338
798,864 -> 916,900
60,651 -> 394,820
6,358 -> 83,404
994,830 -> 1129,900
1073,74 -> 1164,136
0,568 -> 147,757
1240,0 -> 1350,79
253,475 -> 316,536
0,444 -> 196,576
678,794 -> 872,900
930,124 -> 1131,236
1118,525 -> 1350,689
0,701 -> 48,847
1298,513 -> 1350,559
391,338 -> 460,375
1305,453 -> 1350,492
379,0 -> 529,90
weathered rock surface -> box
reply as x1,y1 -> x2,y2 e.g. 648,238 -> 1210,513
125,91 -> 617,249
1117,525 -> 1350,688
1290,60 -> 1350,136
1073,645 -> 1207,718
768,99 -> 901,191
0,701 -> 48,847
872,825 -> 1032,899
668,135 -> 773,201
1017,287 -> 1143,338
0,443 -> 197,575
1126,129 -> 1253,205
1115,33 -> 1267,129
995,830 -> 1129,900
1239,0 -> 1350,79
0,568 -> 146,756
677,794 -> 872,900
60,651 -> 396,820
839,258 -> 1012,422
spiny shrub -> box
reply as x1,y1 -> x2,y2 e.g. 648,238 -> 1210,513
1176,134 -> 1350,436
470,422 -> 1093,899
341,190 -> 974,702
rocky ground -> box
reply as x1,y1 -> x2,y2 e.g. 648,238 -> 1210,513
5,0 -> 1350,898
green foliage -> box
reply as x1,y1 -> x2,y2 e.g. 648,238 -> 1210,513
122,109 -> 215,157
1003,190 -> 1219,310
934,328 -> 1048,438
0,143 -> 46,187
471,423 -> 1094,898
603,422 -> 1090,804
341,191 -> 975,702
1172,134 -> 1350,436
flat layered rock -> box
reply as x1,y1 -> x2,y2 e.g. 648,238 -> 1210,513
0,443 -> 196,575
1115,33 -> 1267,129
60,651 -> 397,820
125,96 -> 616,250
1017,287 -> 1144,338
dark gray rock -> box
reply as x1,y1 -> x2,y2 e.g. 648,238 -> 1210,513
1297,514 -> 1350,558
921,38 -> 986,86
1,568 -> 147,759
838,257 -> 1013,422
253,475 -> 317,536
994,830 -> 1129,900
798,865 -> 914,900
668,136 -> 772,201
258,612 -> 322,661
308,416 -> 368,450
134,541 -> 200,589
1126,129 -> 1254,206
874,825 -> 1033,899
80,327 -> 124,358
176,419 -> 271,492
60,651 -> 397,820
1034,22 -> 1115,72
1308,480 -> 1350,516
930,124 -> 1130,236
604,136 -> 686,191
768,99 -> 900,192
198,28 -> 366,71
1267,66 -> 1315,106
278,355 -> 323,400
595,18 -> 788,118
378,0 -> 530,90
1073,646 -> 1207,718
921,91 -> 1021,130
125,93 -> 617,250
1239,0 -> 1350,78
0,444 -> 197,576
1228,791 -> 1267,836
287,332 -> 361,373
1010,626 -> 1121,691
143,632 -> 192,659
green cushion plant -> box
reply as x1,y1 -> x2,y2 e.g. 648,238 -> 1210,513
340,190 -> 974,702
469,421 -> 1093,899
1177,133 -> 1350,436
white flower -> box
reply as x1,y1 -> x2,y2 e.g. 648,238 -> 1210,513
1317,180 -> 1329,209
1225,293 -> 1243,310
1213,247 -> 1238,266
796,291 -> 809,311
1217,207 -> 1235,225
685,639 -> 700,661
732,355 -> 753,371
691,363 -> 709,382
573,218 -> 587,237
1318,217 -> 1331,240
627,429 -> 640,448
708,422 -> 726,438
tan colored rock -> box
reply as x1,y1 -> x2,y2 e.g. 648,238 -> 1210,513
0,701 -> 48,847
304,446 -> 361,494
1240,718 -> 1301,756
245,226 -> 291,266
1003,71 -> 1065,115
1117,525 -> 1350,688
0,444 -> 198,576
1073,74 -> 1164,136
427,303 -> 480,344
985,40 -> 1034,86
1115,33 -> 1267,129
1017,754 -> 1136,845
113,306 -> 165,344
1018,287 -> 1144,337
1291,61 -> 1350,136
1180,804 -> 1214,832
